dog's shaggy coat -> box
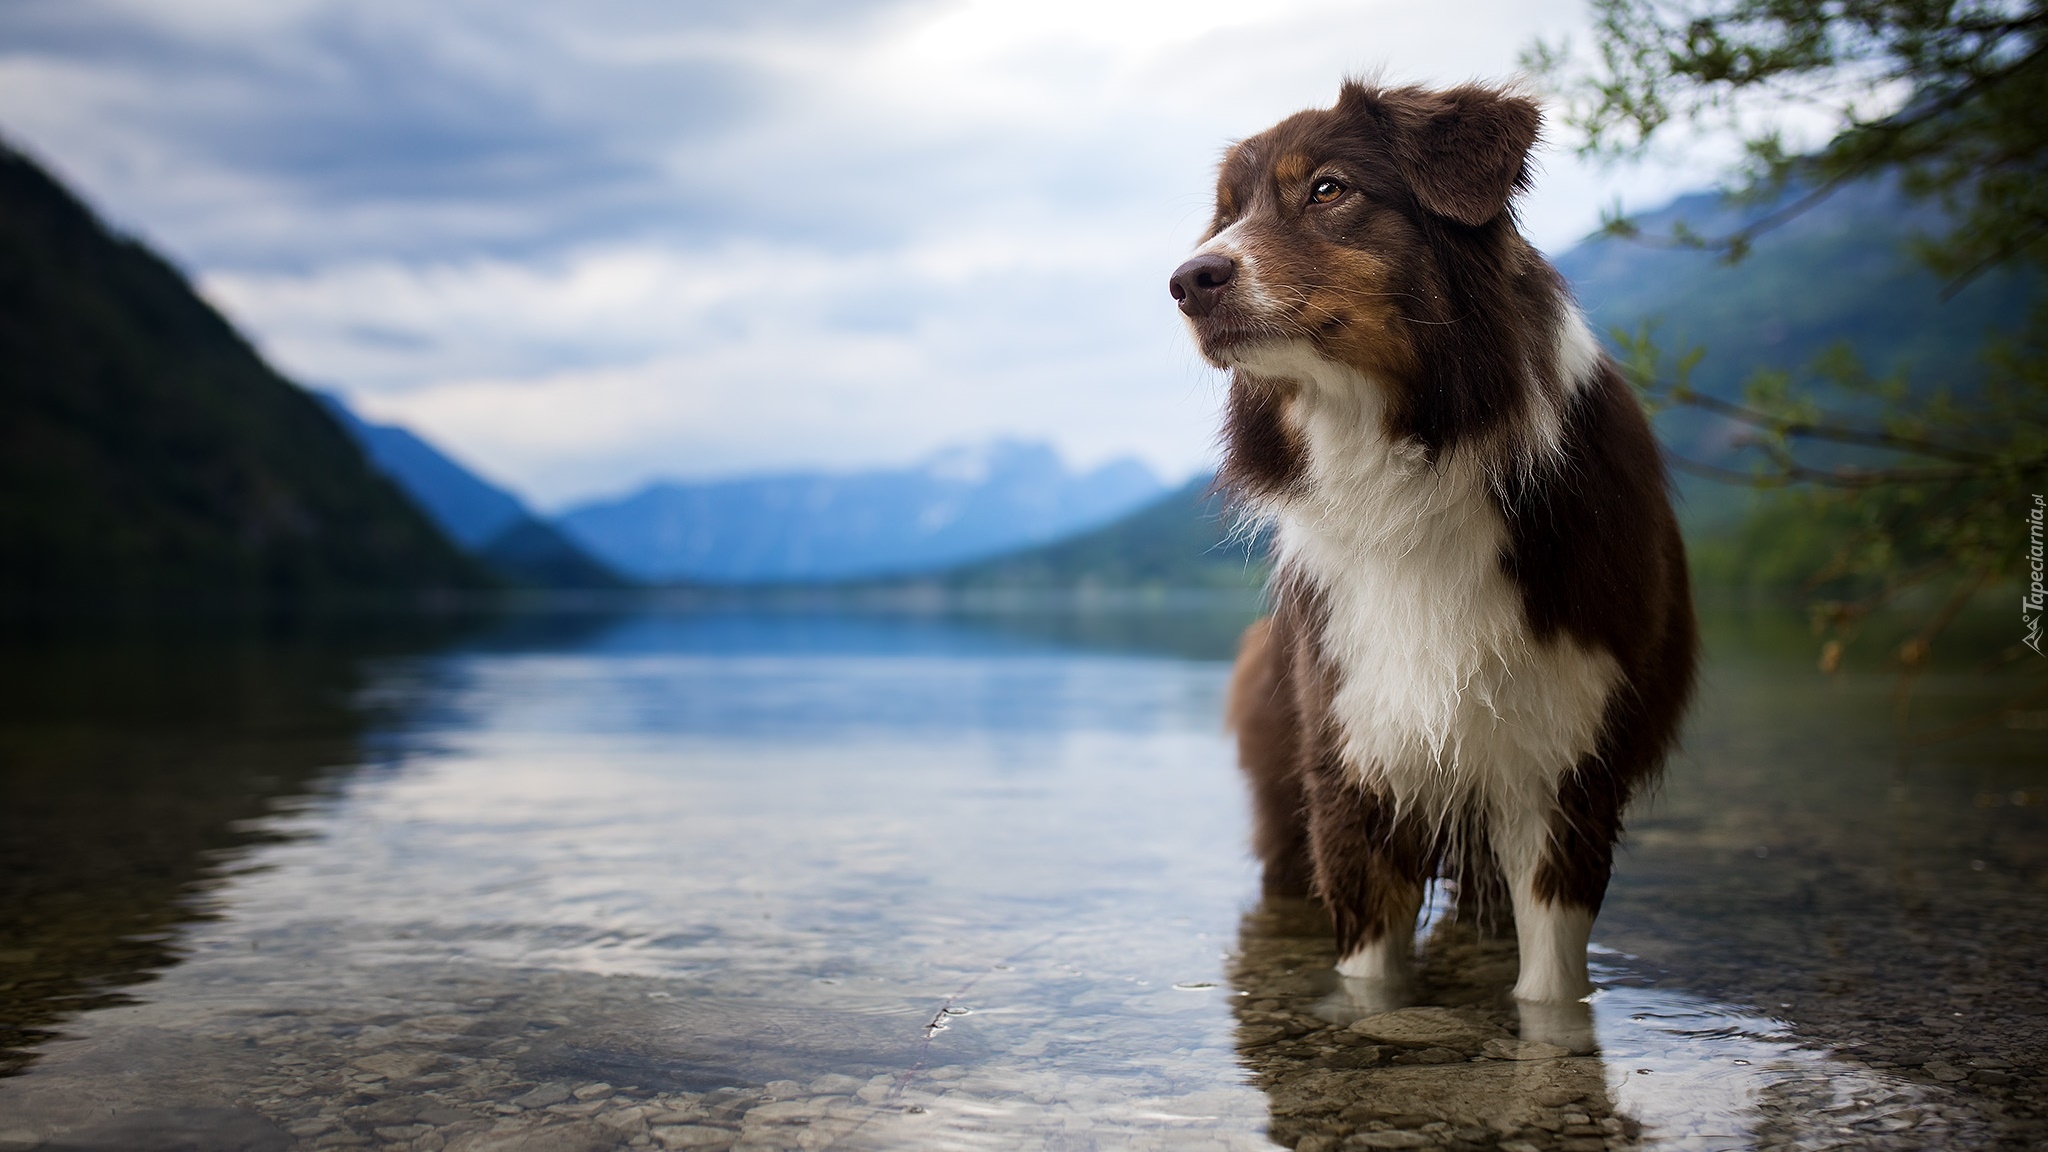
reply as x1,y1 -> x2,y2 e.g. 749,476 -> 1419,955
1172,82 -> 1697,1004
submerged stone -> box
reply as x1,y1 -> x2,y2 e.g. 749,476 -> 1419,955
649,1124 -> 737,1150
1482,1039 -> 1573,1061
512,1083 -> 574,1108
1347,1008 -> 1509,1051
1346,1131 -> 1434,1148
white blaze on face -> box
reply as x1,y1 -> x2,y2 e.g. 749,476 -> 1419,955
1191,219 -> 1281,319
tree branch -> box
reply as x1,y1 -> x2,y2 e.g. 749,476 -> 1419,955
1649,383 -> 1997,462
1663,452 -> 1984,487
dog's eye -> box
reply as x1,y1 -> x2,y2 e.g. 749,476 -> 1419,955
1309,178 -> 1345,205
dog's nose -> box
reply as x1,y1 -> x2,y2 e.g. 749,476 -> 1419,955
1169,254 -> 1236,317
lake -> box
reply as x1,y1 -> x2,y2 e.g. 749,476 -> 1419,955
0,604 -> 2041,1152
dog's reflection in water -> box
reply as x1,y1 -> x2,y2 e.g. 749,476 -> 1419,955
1228,897 -> 1643,1151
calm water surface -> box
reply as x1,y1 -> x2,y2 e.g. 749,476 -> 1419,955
0,607 -> 2041,1152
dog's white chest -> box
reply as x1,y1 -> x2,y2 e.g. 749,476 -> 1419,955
1268,389 -> 1619,819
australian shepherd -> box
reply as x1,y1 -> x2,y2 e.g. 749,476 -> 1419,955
1173,82 -> 1697,1011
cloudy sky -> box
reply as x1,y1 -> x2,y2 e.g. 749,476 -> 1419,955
0,0 -> 1718,510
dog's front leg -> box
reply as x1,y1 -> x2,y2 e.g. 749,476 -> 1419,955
1494,799 -> 1599,1052
1494,761 -> 1622,1006
1504,877 -> 1595,1005
1494,823 -> 1597,1005
1303,762 -> 1428,986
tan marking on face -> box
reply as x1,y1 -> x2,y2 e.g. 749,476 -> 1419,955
1300,243 -> 1421,386
1211,211 -> 1422,393
1187,118 -> 1429,395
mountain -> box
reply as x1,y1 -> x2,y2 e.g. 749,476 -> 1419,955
1556,180 -> 2034,399
927,476 -> 1261,592
0,141 -> 487,603
469,517 -> 629,590
315,395 -> 625,590
313,395 -> 527,550
1555,178 -> 2036,531
558,441 -> 1163,584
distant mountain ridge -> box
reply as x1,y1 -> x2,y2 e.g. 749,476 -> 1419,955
314,395 -> 529,550
558,441 -> 1163,584
315,395 -> 623,589
0,141 -> 487,603
1556,179 -> 2033,461
1553,178 -> 2035,534
923,475 -> 1261,592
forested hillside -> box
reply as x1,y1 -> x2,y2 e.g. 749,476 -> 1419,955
0,143 -> 488,604
1559,179 -> 2033,402
1559,179 -> 2035,531
929,477 -> 1259,592
317,394 -> 624,590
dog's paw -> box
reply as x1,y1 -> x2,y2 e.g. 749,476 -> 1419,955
1310,974 -> 1412,1024
1515,997 -> 1597,1055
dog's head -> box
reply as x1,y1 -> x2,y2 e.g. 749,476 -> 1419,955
1173,82 -> 1557,454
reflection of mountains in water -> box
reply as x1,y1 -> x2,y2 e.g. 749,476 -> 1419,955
0,618 -> 474,1076
0,602 -> 1258,1078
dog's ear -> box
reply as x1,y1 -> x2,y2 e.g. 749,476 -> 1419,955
1342,83 -> 1541,227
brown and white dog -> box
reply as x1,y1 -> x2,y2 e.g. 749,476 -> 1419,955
1172,82 -> 1697,1010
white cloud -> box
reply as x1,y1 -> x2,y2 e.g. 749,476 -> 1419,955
202,220 -> 1214,508
3,0 -> 1727,508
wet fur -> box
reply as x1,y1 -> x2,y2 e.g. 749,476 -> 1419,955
1188,82 -> 1697,1003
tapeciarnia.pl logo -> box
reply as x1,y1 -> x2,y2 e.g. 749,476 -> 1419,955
2027,494 -> 2045,656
